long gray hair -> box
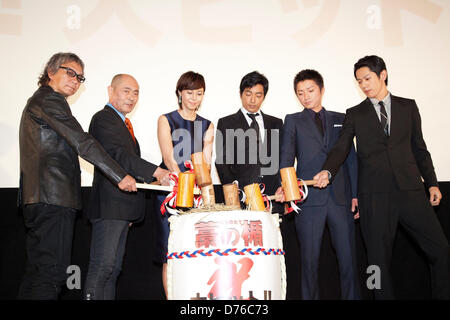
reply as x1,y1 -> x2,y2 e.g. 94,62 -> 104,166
38,52 -> 85,86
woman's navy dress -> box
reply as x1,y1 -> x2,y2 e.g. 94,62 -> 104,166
152,110 -> 211,264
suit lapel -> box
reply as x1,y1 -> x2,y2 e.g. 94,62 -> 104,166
260,111 -> 270,147
323,109 -> 334,149
233,110 -> 252,166
104,106 -> 139,154
300,109 -> 324,144
135,139 -> 141,156
235,110 -> 250,129
360,98 -> 388,141
389,95 -> 402,140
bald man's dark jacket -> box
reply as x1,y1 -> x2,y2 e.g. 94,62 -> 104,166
87,106 -> 158,222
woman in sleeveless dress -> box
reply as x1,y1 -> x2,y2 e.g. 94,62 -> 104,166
153,71 -> 214,298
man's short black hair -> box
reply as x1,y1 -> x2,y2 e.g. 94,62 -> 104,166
239,71 -> 269,96
354,55 -> 388,85
293,69 -> 324,92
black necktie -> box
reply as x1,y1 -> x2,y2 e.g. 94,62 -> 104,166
379,101 -> 389,136
247,113 -> 261,143
314,112 -> 324,137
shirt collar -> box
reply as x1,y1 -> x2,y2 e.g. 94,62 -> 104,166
240,107 -> 261,118
305,106 -> 326,117
106,103 -> 126,122
369,92 -> 391,107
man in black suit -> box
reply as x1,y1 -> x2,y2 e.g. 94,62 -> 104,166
84,74 -> 170,300
314,55 -> 448,299
215,71 -> 283,209
18,53 -> 136,300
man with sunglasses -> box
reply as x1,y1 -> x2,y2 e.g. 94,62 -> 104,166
18,52 -> 136,299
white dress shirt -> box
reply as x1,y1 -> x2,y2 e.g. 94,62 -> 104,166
240,107 -> 266,142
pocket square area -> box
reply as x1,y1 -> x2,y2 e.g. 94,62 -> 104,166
334,124 -> 343,127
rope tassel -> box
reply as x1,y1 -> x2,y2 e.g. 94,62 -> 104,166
286,179 -> 309,214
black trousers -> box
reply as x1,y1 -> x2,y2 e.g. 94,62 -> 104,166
18,203 -> 76,300
295,197 -> 360,300
359,189 -> 449,299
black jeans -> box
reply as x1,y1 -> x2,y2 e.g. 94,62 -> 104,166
18,203 -> 76,300
84,219 -> 129,300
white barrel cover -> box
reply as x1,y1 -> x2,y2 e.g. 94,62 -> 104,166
167,210 -> 286,300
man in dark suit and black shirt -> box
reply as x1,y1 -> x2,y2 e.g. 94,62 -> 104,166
84,74 -> 170,300
215,71 -> 283,210
314,55 -> 449,299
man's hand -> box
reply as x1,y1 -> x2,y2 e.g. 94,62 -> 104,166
153,167 -> 171,186
313,170 -> 330,189
429,186 -> 442,206
275,186 -> 285,202
118,174 -> 137,192
351,198 -> 359,220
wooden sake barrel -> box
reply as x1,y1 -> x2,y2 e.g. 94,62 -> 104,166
167,210 -> 287,300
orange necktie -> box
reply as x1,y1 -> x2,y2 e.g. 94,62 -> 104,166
124,118 -> 136,144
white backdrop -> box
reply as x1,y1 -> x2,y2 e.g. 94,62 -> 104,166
1,0 -> 450,187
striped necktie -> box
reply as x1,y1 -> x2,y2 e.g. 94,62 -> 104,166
379,101 -> 389,137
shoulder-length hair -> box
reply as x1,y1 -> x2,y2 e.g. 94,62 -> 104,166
38,52 -> 85,87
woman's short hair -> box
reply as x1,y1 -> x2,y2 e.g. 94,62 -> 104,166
175,71 -> 205,108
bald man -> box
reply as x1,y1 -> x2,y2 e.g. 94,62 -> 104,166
84,74 -> 170,300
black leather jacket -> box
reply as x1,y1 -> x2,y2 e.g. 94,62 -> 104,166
19,86 -> 127,210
